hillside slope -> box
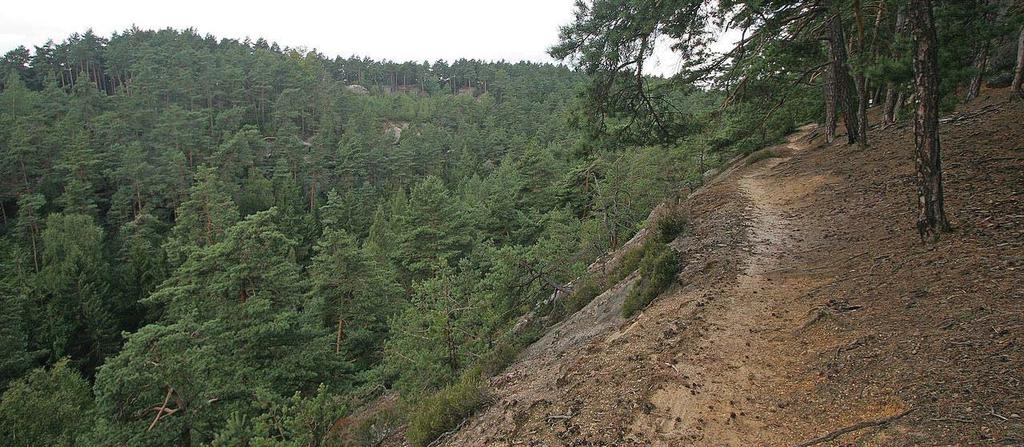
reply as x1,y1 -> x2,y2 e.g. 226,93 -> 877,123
438,91 -> 1024,446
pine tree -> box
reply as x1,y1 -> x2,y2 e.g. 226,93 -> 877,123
0,359 -> 95,447
117,212 -> 168,322
163,166 -> 240,266
909,0 -> 951,240
37,213 -> 119,373
396,176 -> 476,281
14,193 -> 45,274
0,291 -> 35,390
310,190 -> 402,369
96,209 -> 348,445
384,261 -> 485,392
237,166 -> 274,216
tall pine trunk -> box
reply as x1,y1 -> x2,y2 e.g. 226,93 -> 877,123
335,316 -> 345,354
909,0 -> 950,241
824,55 -> 838,143
1013,25 -> 1024,96
852,0 -> 870,146
825,1 -> 862,145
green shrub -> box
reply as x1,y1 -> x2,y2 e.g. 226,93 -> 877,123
476,329 -> 541,378
548,237 -> 660,322
622,242 -> 680,318
406,374 -> 488,447
550,274 -> 601,321
653,209 -> 689,243
611,243 -> 646,282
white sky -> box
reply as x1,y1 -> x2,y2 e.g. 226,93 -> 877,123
0,0 -> 693,77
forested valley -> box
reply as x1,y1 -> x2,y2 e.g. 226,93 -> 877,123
1,0 -> 1022,446
0,27 -> 737,446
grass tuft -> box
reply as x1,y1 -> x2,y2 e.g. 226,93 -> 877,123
621,241 -> 680,318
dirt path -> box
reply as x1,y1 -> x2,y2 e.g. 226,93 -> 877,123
628,125 -> 829,445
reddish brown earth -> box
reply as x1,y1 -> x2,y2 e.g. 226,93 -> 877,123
418,90 -> 1024,446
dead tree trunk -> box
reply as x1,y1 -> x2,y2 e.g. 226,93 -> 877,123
883,83 -> 899,124
825,2 -> 862,145
1013,25 -> 1024,96
909,0 -> 951,241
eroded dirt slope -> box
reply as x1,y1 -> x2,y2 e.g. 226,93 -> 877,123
438,91 -> 1023,446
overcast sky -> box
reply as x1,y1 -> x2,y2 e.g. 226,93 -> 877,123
1,0 -> 694,76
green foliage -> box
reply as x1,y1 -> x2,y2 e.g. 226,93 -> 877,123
117,212 -> 168,322
310,191 -> 402,370
653,208 -> 689,243
149,208 -> 304,319
0,291 -> 34,389
622,241 -> 680,318
162,166 -> 241,267
548,237 -> 650,322
93,209 -> 350,445
0,359 -> 95,447
0,20 -> 804,443
396,176 -> 476,281
93,304 -> 348,445
384,261 -> 488,393
37,213 -> 119,373
549,0 -> 715,148
405,374 -> 488,447
208,385 -> 348,447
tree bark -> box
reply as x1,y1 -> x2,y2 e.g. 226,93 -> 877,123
966,42 -> 989,102
824,2 -> 862,145
824,57 -> 838,143
883,82 -> 898,124
29,227 -> 39,273
909,0 -> 951,241
1013,25 -> 1024,96
853,0 -> 870,146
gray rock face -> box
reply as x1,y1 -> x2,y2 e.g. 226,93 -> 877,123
346,84 -> 369,95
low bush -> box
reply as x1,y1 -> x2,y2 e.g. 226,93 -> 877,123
476,329 -> 541,377
548,273 -> 600,321
622,242 -> 680,318
405,325 -> 548,447
611,243 -> 646,281
653,209 -> 689,243
344,404 -> 403,447
405,374 -> 488,447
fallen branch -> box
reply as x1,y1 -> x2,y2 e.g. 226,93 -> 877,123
793,408 -> 913,447
147,387 -> 175,431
